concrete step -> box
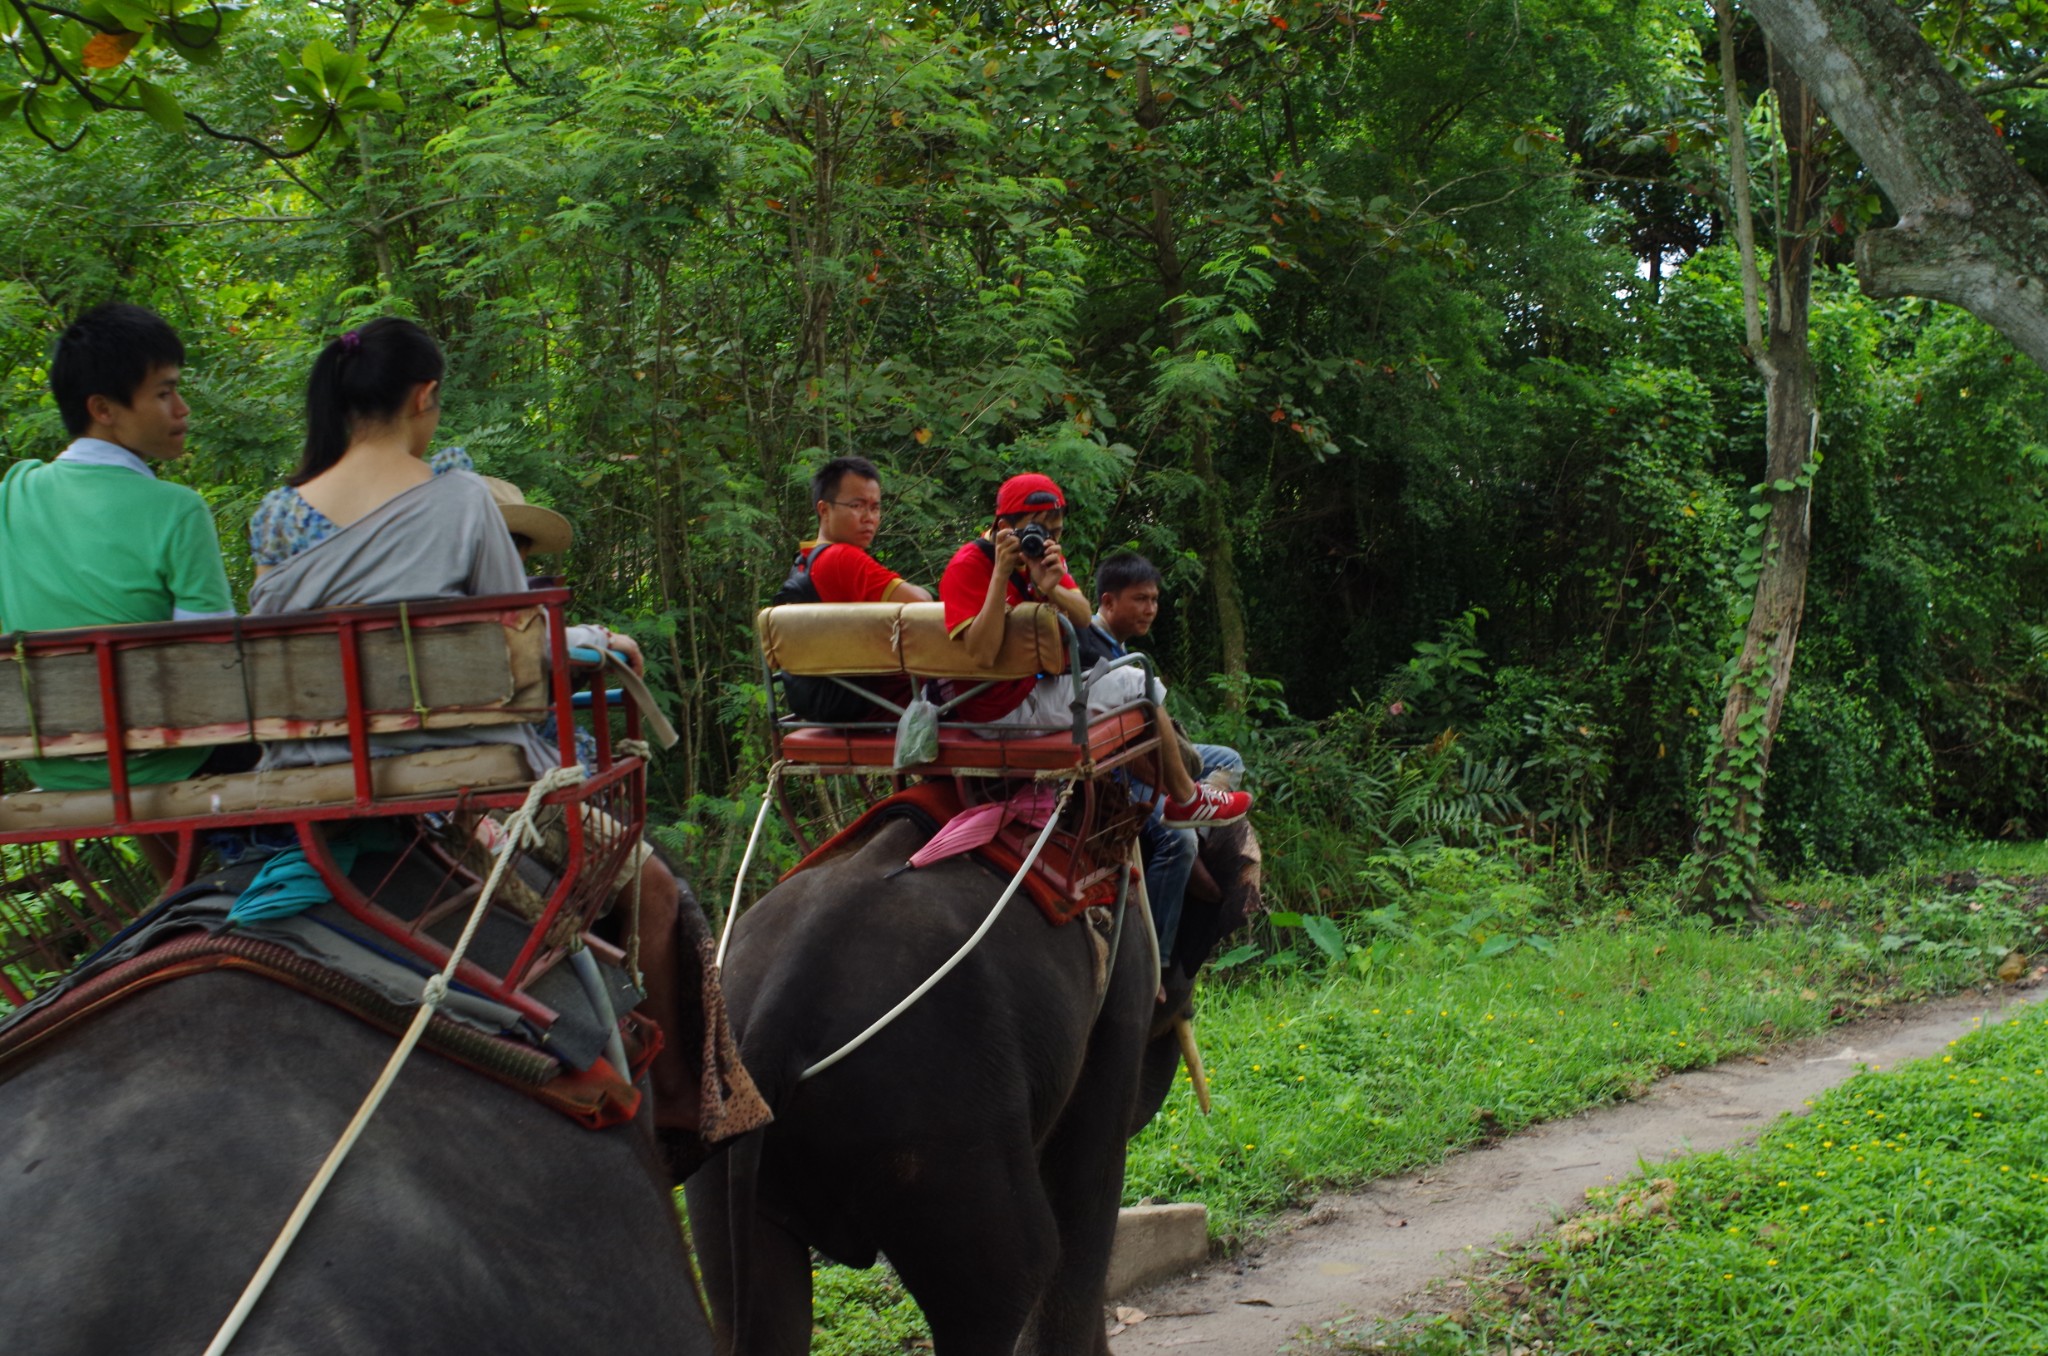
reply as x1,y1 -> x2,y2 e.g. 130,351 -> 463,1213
1108,1202 -> 1209,1297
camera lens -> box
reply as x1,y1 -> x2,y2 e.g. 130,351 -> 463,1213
1017,523 -> 1050,559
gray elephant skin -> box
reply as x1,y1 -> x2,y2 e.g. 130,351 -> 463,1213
687,813 -> 1261,1355
0,950 -> 718,1353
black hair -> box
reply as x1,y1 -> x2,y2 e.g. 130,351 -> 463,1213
49,303 -> 186,437
291,317 -> 445,486
810,455 -> 882,507
1096,551 -> 1162,600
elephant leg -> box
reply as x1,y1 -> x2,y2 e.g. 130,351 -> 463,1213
681,1167 -> 737,1354
683,1148 -> 811,1356
1020,991 -> 1152,1352
885,1150 -> 1059,1356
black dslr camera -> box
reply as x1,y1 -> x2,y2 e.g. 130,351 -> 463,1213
1015,522 -> 1052,560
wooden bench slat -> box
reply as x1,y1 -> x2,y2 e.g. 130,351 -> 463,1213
0,608 -> 547,762
0,744 -> 531,834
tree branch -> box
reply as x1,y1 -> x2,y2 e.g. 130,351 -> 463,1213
1973,61 -> 2048,97
1745,0 -> 2048,373
18,0 -> 117,32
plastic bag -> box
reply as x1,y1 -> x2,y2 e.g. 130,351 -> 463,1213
893,688 -> 940,770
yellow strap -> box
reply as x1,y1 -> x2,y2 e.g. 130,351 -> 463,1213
14,636 -> 42,761
397,601 -> 431,723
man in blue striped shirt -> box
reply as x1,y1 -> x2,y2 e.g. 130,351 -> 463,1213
1089,552 -> 1247,968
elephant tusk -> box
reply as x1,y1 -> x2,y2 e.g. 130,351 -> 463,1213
1174,1015 -> 1212,1116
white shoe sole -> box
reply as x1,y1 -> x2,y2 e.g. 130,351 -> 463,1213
1159,806 -> 1248,830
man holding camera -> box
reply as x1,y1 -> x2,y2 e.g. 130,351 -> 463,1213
938,473 -> 1249,829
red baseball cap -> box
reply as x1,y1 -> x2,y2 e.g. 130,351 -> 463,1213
995,472 -> 1067,516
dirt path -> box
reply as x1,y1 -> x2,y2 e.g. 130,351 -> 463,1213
1108,984 -> 2045,1354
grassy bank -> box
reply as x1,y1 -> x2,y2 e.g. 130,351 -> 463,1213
1127,846 -> 2046,1239
1365,1004 -> 2048,1355
803,844 -> 2048,1352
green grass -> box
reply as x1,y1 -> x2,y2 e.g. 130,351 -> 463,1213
1362,1006 -> 2048,1355
811,1265 -> 927,1356
1126,849 -> 2042,1240
1903,838 -> 2048,876
800,843 -> 2048,1353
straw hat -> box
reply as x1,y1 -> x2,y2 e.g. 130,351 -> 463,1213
480,475 -> 573,556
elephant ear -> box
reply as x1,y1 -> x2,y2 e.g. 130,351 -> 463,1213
1170,820 -> 1264,979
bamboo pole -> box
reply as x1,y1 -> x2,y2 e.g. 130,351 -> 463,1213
1174,1015 -> 1211,1115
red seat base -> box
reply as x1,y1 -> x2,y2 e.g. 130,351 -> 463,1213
780,781 -> 1126,925
776,707 -> 1155,776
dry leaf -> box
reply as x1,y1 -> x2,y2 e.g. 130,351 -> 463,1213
82,31 -> 139,69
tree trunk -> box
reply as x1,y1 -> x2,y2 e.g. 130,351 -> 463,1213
1743,0 -> 2048,374
1686,52 -> 1828,920
339,0 -> 396,290
1136,59 -> 1251,699
1187,422 -> 1249,691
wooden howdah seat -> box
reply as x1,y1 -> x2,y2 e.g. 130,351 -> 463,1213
755,601 -> 1162,897
756,601 -> 1160,780
0,587 -> 651,1018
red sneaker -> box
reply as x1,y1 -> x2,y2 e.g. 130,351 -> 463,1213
1160,783 -> 1251,830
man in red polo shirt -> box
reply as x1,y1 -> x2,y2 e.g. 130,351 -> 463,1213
938,473 -> 1250,829
772,455 -> 930,722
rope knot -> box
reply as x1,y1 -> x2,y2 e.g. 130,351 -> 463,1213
420,974 -> 449,1008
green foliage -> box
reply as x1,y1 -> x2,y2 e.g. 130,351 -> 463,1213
0,0 -> 2043,889
0,0 -> 586,155
1179,678 -> 1522,946
1399,608 -> 1490,729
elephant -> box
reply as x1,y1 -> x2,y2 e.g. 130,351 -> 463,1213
0,849 -> 752,1355
685,809 -> 1262,1355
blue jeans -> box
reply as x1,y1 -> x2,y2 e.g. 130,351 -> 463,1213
1135,743 -> 1245,960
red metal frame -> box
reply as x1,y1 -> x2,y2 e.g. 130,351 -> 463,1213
763,688 -> 1159,892
0,589 -> 648,1020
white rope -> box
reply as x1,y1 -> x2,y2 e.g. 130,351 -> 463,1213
714,761 -> 785,970
799,783 -> 1074,1082
202,764 -> 587,1356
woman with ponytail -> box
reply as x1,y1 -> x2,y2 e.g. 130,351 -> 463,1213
247,320 -> 737,1168
246,318 -> 552,776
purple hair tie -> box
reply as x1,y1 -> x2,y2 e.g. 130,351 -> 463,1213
339,330 -> 361,353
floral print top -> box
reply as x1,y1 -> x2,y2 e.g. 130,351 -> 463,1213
249,446 -> 475,568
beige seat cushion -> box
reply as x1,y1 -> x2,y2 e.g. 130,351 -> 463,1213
0,744 -> 531,834
759,602 -> 1064,680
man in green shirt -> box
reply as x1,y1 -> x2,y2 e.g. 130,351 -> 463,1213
0,303 -> 236,790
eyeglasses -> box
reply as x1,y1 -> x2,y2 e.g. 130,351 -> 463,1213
827,499 -> 883,516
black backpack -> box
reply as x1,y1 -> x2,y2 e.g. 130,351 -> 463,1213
770,543 -> 899,724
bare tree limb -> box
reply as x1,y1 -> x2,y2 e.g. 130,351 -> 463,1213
1972,61 -> 2048,98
